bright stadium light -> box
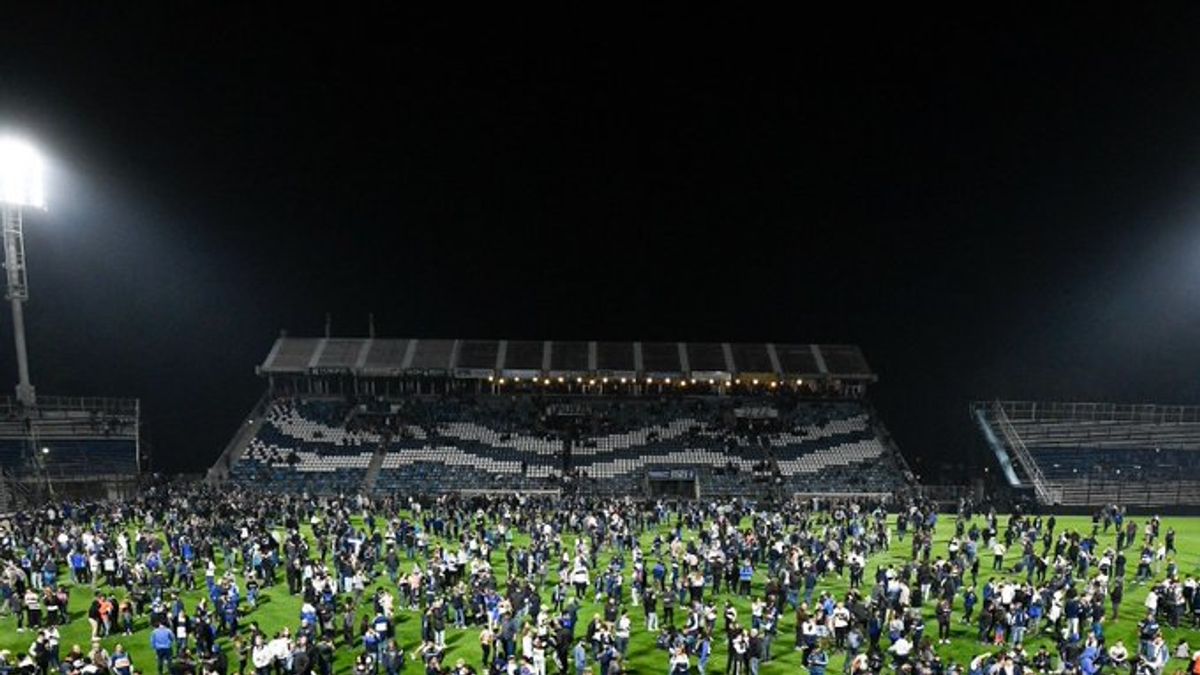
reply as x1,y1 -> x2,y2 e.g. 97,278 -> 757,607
0,137 -> 45,209
0,135 -> 45,406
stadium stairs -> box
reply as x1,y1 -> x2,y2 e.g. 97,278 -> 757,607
207,392 -> 270,483
362,441 -> 388,492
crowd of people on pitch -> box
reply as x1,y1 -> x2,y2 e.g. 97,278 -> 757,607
0,487 -> 1198,675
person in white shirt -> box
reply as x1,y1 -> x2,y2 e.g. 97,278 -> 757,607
888,636 -> 912,666
615,614 -> 631,656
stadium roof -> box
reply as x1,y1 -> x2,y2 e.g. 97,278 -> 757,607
258,337 -> 876,381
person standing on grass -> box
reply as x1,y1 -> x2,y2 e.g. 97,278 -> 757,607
808,644 -> 829,675
380,639 -> 403,675
644,586 -> 658,631
936,598 -> 952,644
24,586 -> 41,631
479,626 -> 494,669
151,621 -> 175,675
573,640 -> 587,675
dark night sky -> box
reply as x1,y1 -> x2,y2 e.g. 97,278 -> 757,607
2,8 -> 1200,477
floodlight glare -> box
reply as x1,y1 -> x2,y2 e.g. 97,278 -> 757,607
0,137 -> 45,209
0,135 -> 44,406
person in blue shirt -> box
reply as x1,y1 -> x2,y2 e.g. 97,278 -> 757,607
963,587 -> 977,623
1065,596 -> 1082,638
70,551 -> 88,584
653,561 -> 666,591
739,562 -> 754,596
150,622 -> 175,675
697,633 -> 712,675
573,640 -> 587,675
223,597 -> 240,636
41,559 -> 57,589
362,628 -> 381,674
1010,605 -> 1028,646
1079,643 -> 1100,675
804,570 -> 818,605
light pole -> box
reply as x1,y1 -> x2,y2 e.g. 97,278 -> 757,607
0,137 -> 44,407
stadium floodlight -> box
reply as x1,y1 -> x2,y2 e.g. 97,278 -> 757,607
0,136 -> 44,406
0,138 -> 45,209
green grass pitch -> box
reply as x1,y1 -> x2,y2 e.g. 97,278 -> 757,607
2,512 -> 1198,674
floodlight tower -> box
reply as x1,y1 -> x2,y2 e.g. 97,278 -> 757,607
0,137 -> 45,407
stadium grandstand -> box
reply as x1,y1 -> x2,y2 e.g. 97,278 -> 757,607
0,394 -> 141,506
210,336 -> 915,499
974,400 -> 1200,508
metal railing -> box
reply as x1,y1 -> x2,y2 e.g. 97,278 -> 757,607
990,401 -> 1062,504
0,395 -> 139,416
996,401 -> 1200,425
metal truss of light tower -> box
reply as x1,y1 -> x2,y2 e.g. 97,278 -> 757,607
0,137 -> 45,407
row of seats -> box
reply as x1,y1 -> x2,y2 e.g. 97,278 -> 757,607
1031,447 -> 1200,479
0,439 -> 137,477
227,395 -> 908,496
228,398 -> 379,491
1011,419 -> 1200,450
995,407 -> 1200,505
